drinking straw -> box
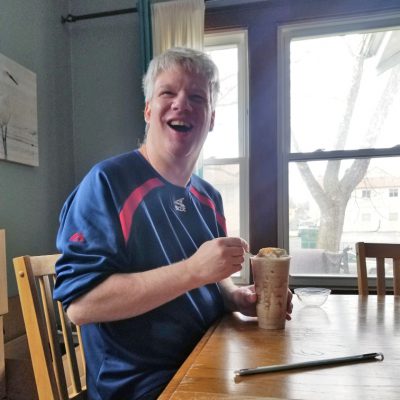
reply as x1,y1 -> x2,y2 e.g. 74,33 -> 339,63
234,352 -> 384,376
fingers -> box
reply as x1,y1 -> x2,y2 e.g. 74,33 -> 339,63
190,237 -> 248,286
218,236 -> 249,252
239,238 -> 250,252
244,290 -> 257,304
240,286 -> 256,300
247,285 -> 256,294
232,286 -> 258,317
210,237 -> 247,267
286,289 -> 293,320
215,237 -> 249,263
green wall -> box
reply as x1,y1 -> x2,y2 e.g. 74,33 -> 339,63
68,0 -> 144,181
0,0 -> 145,296
0,0 -> 75,296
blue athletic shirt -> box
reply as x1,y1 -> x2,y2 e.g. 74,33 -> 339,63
53,150 -> 227,400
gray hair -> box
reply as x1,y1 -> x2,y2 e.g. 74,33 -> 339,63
142,47 -> 220,110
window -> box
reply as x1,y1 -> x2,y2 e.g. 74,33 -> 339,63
361,213 -> 371,222
201,30 -> 249,283
362,190 -> 371,199
389,188 -> 398,197
389,212 -> 398,221
278,12 -> 400,288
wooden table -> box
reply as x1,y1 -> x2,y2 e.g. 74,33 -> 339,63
160,295 -> 400,399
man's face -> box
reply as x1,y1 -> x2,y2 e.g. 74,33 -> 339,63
144,66 -> 215,161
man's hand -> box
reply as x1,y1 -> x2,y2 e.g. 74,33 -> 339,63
285,289 -> 294,320
186,237 -> 248,286
230,285 -> 257,316
227,285 -> 294,320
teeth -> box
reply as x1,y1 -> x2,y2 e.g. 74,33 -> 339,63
168,120 -> 192,133
170,120 -> 190,128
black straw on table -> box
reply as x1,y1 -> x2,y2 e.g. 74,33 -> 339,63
234,352 -> 384,376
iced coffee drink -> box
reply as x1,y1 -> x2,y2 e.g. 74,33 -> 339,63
251,247 -> 291,330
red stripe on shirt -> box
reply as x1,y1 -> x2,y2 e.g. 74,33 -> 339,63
190,186 -> 227,235
119,178 -> 164,243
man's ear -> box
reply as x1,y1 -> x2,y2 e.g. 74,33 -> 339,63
144,102 -> 151,123
209,111 -> 216,132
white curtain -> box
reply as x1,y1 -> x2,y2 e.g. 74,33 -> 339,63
151,0 -> 205,57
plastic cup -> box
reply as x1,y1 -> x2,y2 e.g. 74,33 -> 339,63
251,255 -> 291,330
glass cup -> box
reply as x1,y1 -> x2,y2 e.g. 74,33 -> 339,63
251,255 -> 291,329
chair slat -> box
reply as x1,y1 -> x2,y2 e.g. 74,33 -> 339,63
356,243 -> 368,295
393,259 -> 400,296
58,301 -> 82,395
40,275 -> 70,399
376,258 -> 386,296
76,326 -> 86,379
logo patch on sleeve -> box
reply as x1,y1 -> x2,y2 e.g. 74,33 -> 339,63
69,232 -> 86,243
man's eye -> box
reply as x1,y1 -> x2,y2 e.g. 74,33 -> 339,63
190,95 -> 206,103
160,91 -> 174,97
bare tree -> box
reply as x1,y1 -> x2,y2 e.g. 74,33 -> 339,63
294,34 -> 400,251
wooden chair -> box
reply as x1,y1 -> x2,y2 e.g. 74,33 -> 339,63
355,242 -> 400,295
0,230 -> 7,399
13,255 -> 86,400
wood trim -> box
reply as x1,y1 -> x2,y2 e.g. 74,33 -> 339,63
0,317 -> 5,397
0,230 -> 7,315
0,230 -> 6,398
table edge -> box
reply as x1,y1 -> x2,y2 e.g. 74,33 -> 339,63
158,317 -> 221,399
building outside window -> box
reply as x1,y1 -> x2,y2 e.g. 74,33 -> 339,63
362,190 -> 371,199
389,212 -> 398,221
278,12 -> 400,287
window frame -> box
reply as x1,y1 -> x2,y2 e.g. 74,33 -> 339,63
277,11 -> 400,290
203,29 -> 250,284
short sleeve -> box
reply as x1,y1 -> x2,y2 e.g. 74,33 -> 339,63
53,165 -> 129,309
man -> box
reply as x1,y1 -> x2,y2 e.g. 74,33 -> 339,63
54,47 -> 292,400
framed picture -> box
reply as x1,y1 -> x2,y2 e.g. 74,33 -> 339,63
0,53 -> 38,166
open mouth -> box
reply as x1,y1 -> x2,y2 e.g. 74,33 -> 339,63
167,120 -> 193,133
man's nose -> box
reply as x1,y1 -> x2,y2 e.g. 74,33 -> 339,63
172,93 -> 192,111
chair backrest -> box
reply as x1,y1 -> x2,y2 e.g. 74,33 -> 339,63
355,242 -> 400,296
0,230 -> 7,316
13,255 -> 86,400
0,230 -> 7,399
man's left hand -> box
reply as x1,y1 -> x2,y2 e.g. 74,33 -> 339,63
231,286 -> 293,320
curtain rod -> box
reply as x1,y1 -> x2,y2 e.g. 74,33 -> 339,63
61,8 -> 137,23
61,1 -> 212,24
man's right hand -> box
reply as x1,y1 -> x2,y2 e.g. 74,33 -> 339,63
67,237 -> 249,325
185,237 -> 248,286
